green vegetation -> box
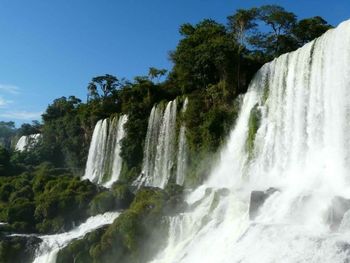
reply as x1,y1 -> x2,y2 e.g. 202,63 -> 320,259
0,163 -> 100,233
229,5 -> 332,57
246,104 -> 262,159
0,235 -> 41,263
57,185 -> 184,263
89,183 -> 134,215
0,164 -> 134,235
0,122 -> 16,150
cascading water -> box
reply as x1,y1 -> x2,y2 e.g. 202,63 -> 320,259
176,98 -> 189,186
15,133 -> 41,152
83,119 -> 108,183
135,104 -> 163,187
105,115 -> 128,187
135,99 -> 178,188
150,20 -> 350,263
32,212 -> 119,263
83,115 -> 128,187
153,100 -> 177,187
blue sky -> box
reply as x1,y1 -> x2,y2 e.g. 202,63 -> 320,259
0,0 -> 349,126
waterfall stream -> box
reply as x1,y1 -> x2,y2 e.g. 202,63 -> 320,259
134,98 -> 189,188
176,98 -> 189,186
83,115 -> 128,187
134,99 -> 178,188
150,20 -> 350,263
15,134 -> 41,152
32,212 -> 120,263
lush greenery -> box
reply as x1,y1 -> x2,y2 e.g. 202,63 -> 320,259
0,235 -> 41,263
57,185 -> 184,263
0,163 -> 97,233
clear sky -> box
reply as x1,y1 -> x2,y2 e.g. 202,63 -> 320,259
0,0 -> 349,125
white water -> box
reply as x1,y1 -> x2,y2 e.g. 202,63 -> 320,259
15,134 -> 41,152
151,20 -> 350,263
176,98 -> 189,186
32,212 -> 119,263
83,119 -> 108,183
83,115 -> 128,187
135,100 -> 178,188
105,115 -> 128,187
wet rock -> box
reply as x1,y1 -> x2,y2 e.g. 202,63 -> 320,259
327,196 -> 350,231
0,235 -> 42,263
249,187 -> 279,220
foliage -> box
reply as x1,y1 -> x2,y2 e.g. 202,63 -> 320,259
57,186 -> 184,263
89,183 -> 134,215
0,236 -> 41,263
0,146 -> 12,176
88,74 -> 120,100
246,104 -> 261,158
0,164 -> 100,234
148,67 -> 167,83
0,121 -> 16,149
170,19 -> 239,96
17,121 -> 41,137
228,5 -> 332,57
227,8 -> 259,48
293,16 -> 332,45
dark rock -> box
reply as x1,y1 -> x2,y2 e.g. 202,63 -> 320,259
327,196 -> 350,231
0,235 -> 42,263
249,187 -> 279,220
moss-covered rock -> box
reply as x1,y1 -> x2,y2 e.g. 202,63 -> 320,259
89,183 -> 134,215
57,187 -> 184,263
246,104 -> 261,159
57,227 -> 107,263
0,167 -> 101,234
0,235 -> 41,263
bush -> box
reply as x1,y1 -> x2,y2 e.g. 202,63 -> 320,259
6,200 -> 35,228
0,235 -> 41,263
57,187 -> 182,263
89,191 -> 115,215
246,104 -> 261,158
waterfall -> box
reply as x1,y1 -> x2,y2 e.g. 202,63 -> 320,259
153,100 -> 177,187
83,119 -> 109,184
150,20 -> 350,263
176,98 -> 189,186
107,114 -> 128,187
136,104 -> 163,187
83,115 -> 128,187
135,99 -> 178,188
32,212 -> 120,263
15,134 -> 41,152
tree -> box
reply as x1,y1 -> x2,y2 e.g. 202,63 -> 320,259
248,5 -> 297,56
0,121 -> 16,149
148,67 -> 167,83
227,8 -> 258,48
87,82 -> 99,101
89,74 -> 120,98
170,19 -> 238,95
227,8 -> 258,92
259,5 -> 296,36
18,121 -> 41,136
0,121 -> 15,138
0,146 -> 11,175
293,16 -> 332,45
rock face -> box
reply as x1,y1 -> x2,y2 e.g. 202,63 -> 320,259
327,196 -> 350,231
0,235 -> 41,263
249,188 -> 278,220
